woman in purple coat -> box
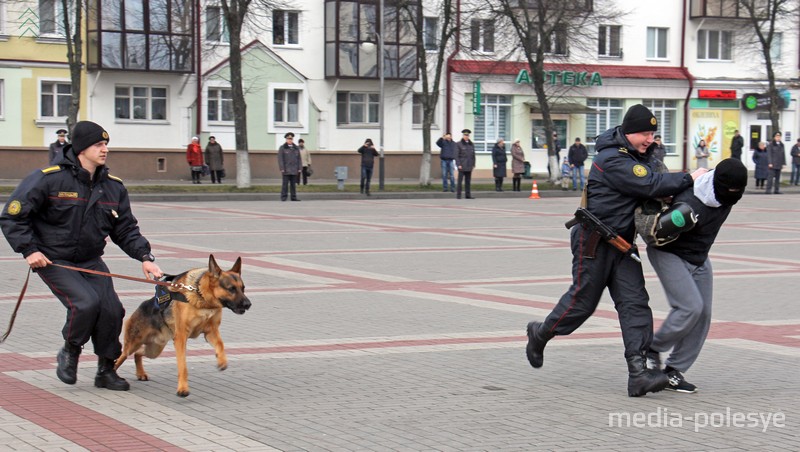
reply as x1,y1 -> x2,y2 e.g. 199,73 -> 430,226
752,142 -> 769,189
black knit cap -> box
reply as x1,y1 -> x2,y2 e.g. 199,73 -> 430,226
70,121 -> 109,154
621,104 -> 658,134
713,158 -> 748,206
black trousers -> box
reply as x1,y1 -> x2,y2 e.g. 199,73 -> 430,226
541,226 -> 654,358
302,167 -> 310,185
36,258 -> 124,360
281,174 -> 299,200
457,171 -> 472,198
210,170 -> 223,183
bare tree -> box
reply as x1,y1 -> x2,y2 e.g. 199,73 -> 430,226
398,0 -> 458,186
737,0 -> 798,133
58,0 -> 84,132
489,0 -> 622,183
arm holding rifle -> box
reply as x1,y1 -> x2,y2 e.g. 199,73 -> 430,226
566,208 -> 641,262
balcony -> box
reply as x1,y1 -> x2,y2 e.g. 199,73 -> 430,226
690,0 -> 768,19
87,0 -> 195,73
324,0 -> 420,80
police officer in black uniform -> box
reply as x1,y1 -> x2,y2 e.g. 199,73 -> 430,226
0,121 -> 163,391
524,105 -> 709,397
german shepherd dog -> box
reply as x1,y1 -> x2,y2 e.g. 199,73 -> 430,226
115,255 -> 251,397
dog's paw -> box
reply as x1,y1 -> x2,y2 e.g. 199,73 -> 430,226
217,362 -> 228,371
136,373 -> 149,381
176,389 -> 190,397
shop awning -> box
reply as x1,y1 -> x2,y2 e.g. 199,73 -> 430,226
525,101 -> 598,115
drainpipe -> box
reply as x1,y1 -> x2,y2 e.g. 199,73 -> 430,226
195,0 -> 202,137
680,0 -> 694,172
445,0 -> 461,134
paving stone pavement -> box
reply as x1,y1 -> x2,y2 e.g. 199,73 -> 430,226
0,192 -> 798,451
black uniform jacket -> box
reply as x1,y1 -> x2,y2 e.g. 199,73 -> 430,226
0,146 -> 151,263
587,127 -> 694,242
656,188 -> 732,266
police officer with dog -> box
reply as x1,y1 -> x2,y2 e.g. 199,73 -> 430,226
525,104 -> 708,397
0,121 -> 163,391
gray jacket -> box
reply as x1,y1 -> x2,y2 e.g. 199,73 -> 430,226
766,141 -> 786,167
456,139 -> 476,171
278,143 -> 302,174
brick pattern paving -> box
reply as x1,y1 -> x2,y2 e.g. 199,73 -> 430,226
0,195 -> 798,450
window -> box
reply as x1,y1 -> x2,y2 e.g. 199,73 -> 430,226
0,80 -> 4,119
412,94 -> 423,125
115,86 -> 167,121
697,30 -> 732,60
41,81 -> 71,118
646,27 -> 668,59
598,25 -> 621,57
274,89 -> 300,124
770,33 -> 782,62
470,19 -> 494,53
423,17 -> 438,51
543,24 -> 567,55
273,10 -> 299,45
39,0 -> 65,36
87,0 -> 194,73
474,95 -> 510,152
643,99 -> 677,154
206,6 -> 228,42
337,91 -> 379,125
208,88 -> 233,122
324,0 -> 419,80
586,98 -> 623,153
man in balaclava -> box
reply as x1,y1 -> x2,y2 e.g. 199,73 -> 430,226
523,104 -> 709,397
645,158 -> 748,393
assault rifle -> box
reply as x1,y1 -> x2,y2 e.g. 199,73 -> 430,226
565,208 -> 641,263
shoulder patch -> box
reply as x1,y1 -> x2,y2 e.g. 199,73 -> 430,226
6,200 -> 22,216
41,165 -> 62,174
618,147 -> 628,154
632,164 -> 648,177
108,175 -> 123,183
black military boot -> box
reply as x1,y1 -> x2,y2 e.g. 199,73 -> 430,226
525,321 -> 553,368
56,342 -> 81,385
94,357 -> 130,391
627,354 -> 669,397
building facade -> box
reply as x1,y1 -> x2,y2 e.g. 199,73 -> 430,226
0,0 -> 797,179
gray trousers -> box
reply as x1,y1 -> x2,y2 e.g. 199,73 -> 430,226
647,247 -> 713,373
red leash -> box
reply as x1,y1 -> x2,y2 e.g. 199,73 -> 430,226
0,264 -> 197,344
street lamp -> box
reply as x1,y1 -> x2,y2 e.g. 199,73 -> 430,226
361,0 -> 385,191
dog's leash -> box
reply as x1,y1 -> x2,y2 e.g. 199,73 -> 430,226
0,268 -> 32,344
0,263 -> 199,344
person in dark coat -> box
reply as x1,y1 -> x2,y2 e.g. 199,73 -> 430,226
436,133 -> 456,192
524,104 -> 708,397
204,136 -> 224,184
278,132 -> 302,201
765,131 -> 786,194
186,137 -> 204,184
49,129 -> 69,164
752,142 -> 769,188
651,135 -> 666,163
358,138 -> 380,196
455,129 -> 476,199
0,121 -> 163,391
730,130 -> 744,161
791,138 -> 800,186
491,139 -> 508,192
647,158 -> 748,393
567,137 -> 589,191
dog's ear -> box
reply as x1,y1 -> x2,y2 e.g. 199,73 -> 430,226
208,254 -> 222,277
230,257 -> 242,274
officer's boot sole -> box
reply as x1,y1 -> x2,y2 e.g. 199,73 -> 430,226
525,321 -> 547,369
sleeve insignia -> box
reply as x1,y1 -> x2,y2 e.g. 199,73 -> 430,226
7,200 -> 22,216
632,164 -> 648,177
618,147 -> 628,154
